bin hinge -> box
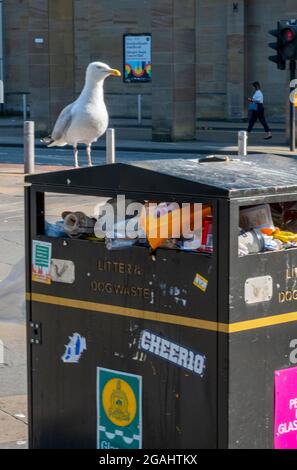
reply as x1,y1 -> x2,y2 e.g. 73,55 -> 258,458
29,322 -> 42,345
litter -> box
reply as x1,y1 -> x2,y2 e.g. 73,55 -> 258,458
239,201 -> 297,256
62,211 -> 96,238
43,201 -> 214,254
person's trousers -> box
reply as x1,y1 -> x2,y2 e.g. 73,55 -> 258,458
247,104 -> 270,133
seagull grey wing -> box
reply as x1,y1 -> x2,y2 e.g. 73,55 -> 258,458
51,102 -> 74,141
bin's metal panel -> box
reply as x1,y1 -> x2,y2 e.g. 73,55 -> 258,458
134,155 -> 297,198
31,239 -> 217,323
228,249 -> 297,448
228,323 -> 295,449
30,304 -> 217,449
28,239 -> 218,449
230,250 -> 297,321
25,162 -> 229,198
228,199 -> 297,448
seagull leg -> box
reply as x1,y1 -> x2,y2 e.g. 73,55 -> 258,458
86,144 -> 92,166
73,145 -> 79,168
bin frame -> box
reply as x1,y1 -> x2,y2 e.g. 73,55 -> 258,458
25,159 -> 297,449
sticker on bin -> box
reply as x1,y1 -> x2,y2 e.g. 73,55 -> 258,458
51,258 -> 75,284
244,275 -> 273,304
32,240 -> 52,284
97,367 -> 142,449
61,333 -> 86,363
139,330 -> 206,377
193,273 -> 208,292
274,366 -> 297,449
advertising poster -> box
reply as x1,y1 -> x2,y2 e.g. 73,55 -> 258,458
124,34 -> 151,83
97,367 -> 142,449
274,366 -> 297,449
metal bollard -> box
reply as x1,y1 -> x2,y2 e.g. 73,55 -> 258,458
22,93 -> 27,121
137,94 -> 142,125
0,80 -> 4,104
238,130 -> 248,156
106,128 -> 115,164
24,121 -> 35,174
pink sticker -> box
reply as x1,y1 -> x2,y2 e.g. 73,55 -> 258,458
274,366 -> 297,449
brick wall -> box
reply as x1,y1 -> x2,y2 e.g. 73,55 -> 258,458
3,0 -> 296,133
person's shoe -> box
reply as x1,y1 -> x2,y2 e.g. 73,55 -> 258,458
264,132 -> 272,140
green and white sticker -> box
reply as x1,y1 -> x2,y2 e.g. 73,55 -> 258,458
97,367 -> 142,449
32,240 -> 52,284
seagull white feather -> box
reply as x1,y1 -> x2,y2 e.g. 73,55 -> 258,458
42,61 -> 121,167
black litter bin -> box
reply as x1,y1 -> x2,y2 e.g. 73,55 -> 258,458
25,154 -> 297,449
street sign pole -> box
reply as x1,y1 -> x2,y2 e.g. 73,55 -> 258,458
290,59 -> 296,151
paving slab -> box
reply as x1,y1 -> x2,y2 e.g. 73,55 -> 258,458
0,394 -> 28,447
0,322 -> 26,395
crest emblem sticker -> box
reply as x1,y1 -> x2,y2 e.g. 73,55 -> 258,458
97,367 -> 142,449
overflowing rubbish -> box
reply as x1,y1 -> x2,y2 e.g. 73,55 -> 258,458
240,204 -> 274,230
139,203 -> 211,251
62,211 -> 96,238
45,220 -> 66,238
44,200 -> 213,254
239,229 -> 265,256
201,215 -> 213,253
44,196 -> 297,257
105,238 -> 138,250
239,201 -> 297,256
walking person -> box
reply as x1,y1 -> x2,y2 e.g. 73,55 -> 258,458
247,81 -> 272,140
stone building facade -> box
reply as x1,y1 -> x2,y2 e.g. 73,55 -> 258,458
3,0 -> 297,140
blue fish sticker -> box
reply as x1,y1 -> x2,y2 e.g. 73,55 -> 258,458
62,333 -> 87,363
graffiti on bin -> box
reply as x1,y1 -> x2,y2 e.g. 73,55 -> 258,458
128,323 -> 147,363
159,282 -> 188,307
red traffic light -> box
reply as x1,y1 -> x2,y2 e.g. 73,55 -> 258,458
282,28 -> 294,42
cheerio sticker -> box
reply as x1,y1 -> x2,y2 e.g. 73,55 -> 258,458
193,273 -> 208,292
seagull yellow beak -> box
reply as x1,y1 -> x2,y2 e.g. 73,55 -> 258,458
109,68 -> 121,77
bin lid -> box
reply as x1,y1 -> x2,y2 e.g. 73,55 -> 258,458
25,154 -> 297,198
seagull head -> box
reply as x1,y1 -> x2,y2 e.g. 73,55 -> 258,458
86,62 -> 121,83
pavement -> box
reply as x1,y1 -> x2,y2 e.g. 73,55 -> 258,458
0,135 -> 294,156
0,116 -> 295,449
0,166 -> 27,449
0,115 -> 294,159
0,165 -> 73,450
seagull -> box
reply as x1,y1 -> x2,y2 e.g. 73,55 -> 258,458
42,62 -> 121,167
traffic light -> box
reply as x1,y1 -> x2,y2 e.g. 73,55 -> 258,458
269,19 -> 297,69
280,22 -> 297,60
269,25 -> 285,70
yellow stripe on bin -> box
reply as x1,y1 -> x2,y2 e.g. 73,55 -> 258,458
227,310 -> 297,333
26,292 -> 297,334
27,292 -> 227,332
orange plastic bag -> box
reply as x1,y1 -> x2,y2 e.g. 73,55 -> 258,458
140,203 -> 212,251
